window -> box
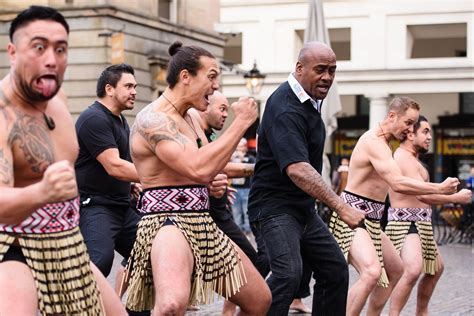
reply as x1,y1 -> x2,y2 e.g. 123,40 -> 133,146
223,33 -> 242,65
356,95 -> 370,116
328,28 -> 351,61
407,23 -> 467,58
158,0 -> 176,21
460,93 -> 474,114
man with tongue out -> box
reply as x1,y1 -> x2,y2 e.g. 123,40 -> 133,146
0,5 -> 126,316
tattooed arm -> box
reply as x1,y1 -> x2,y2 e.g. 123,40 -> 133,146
132,100 -> 256,184
286,162 -> 364,229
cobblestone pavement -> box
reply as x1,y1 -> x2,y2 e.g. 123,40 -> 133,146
110,243 -> 473,316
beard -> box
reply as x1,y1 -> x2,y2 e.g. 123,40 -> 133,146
415,144 -> 429,154
18,75 -> 61,102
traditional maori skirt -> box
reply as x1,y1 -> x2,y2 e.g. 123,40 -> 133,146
385,207 -> 438,275
329,190 -> 389,287
0,197 -> 104,315
125,185 -> 246,311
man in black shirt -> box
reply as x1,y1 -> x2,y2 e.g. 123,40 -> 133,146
75,64 -> 141,277
248,41 -> 364,315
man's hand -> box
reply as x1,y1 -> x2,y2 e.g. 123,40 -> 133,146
337,204 -> 365,230
209,173 -> 228,199
455,188 -> 472,204
131,182 -> 142,200
41,160 -> 78,203
231,96 -> 258,128
439,177 -> 460,195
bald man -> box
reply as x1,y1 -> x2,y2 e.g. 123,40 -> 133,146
248,41 -> 365,315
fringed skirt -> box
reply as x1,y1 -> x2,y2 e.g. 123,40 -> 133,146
125,186 -> 246,311
0,226 -> 103,315
329,190 -> 389,287
385,207 -> 438,275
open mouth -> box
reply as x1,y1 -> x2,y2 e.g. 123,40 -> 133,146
35,74 -> 58,97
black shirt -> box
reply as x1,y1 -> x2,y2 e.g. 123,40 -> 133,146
248,81 -> 326,223
205,129 -> 233,221
75,101 -> 132,198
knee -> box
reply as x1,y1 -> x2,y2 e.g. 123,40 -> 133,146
156,300 -> 187,315
252,286 -> 272,314
403,266 -> 420,285
360,264 -> 382,288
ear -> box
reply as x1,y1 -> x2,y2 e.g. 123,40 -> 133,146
387,110 -> 397,122
295,61 -> 303,75
7,43 -> 16,65
180,69 -> 190,85
105,83 -> 114,97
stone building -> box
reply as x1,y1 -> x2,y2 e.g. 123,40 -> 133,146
0,0 -> 224,120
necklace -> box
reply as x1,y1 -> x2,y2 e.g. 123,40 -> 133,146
378,122 -> 392,150
162,94 -> 202,148
0,87 -> 55,130
39,109 -> 56,130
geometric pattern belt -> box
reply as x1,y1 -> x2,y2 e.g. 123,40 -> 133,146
388,207 -> 432,221
0,196 -> 80,234
341,190 -> 385,220
138,185 -> 210,214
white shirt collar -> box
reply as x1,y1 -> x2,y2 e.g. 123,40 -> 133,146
287,73 -> 322,112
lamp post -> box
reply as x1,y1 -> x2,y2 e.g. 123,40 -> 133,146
243,61 -> 266,96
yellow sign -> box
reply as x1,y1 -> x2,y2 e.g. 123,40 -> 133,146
111,32 -> 125,64
442,138 -> 474,155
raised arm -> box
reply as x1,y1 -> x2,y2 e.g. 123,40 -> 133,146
133,97 -> 257,183
369,140 -> 458,195
417,189 -> 472,205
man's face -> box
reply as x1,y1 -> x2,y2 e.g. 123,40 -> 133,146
8,19 -> 68,102
205,93 -> 229,130
412,121 -> 432,154
109,73 -> 137,110
391,108 -> 419,140
188,56 -> 220,111
295,47 -> 336,100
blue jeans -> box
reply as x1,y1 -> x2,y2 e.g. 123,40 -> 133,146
231,187 -> 251,232
252,212 -> 348,316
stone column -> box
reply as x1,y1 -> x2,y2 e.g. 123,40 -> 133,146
367,94 -> 389,129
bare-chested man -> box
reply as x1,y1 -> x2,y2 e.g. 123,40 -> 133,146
124,41 -> 271,315
329,97 -> 459,316
0,5 -> 126,315
386,115 -> 471,315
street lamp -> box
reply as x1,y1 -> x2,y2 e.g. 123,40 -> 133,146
243,61 -> 266,95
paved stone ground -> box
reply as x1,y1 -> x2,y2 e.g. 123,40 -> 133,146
110,243 -> 473,316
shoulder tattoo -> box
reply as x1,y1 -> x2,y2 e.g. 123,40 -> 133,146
131,107 -> 188,150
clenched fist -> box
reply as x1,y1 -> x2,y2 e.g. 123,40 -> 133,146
337,204 -> 365,230
41,160 -> 78,203
439,177 -> 460,195
231,96 -> 258,128
209,173 -> 228,199
455,188 -> 472,204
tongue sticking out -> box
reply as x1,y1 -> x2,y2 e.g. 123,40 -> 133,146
37,77 -> 57,97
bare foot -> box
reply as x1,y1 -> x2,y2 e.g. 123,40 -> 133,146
289,298 -> 312,314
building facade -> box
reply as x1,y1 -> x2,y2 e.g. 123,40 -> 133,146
0,0 -> 224,121
218,0 -> 474,182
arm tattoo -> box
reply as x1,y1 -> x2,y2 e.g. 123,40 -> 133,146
131,107 -> 188,151
0,149 -> 13,185
288,162 -> 343,211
